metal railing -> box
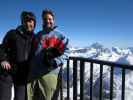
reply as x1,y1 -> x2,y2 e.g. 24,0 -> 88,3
60,57 -> 133,100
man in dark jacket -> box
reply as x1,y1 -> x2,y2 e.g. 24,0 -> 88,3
0,11 -> 36,100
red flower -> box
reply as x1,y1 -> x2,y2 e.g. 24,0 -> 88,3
42,35 -> 65,54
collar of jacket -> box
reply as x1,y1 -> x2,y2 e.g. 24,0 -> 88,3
16,25 -> 34,38
42,26 -> 57,34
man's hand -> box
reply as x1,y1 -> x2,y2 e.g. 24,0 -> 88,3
1,61 -> 11,70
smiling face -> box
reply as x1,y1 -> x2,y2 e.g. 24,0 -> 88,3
21,11 -> 36,32
24,19 -> 35,32
42,13 -> 55,29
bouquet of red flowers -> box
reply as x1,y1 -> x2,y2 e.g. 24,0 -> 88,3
42,35 -> 65,55
41,35 -> 65,66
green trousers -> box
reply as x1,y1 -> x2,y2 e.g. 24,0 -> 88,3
27,73 -> 58,100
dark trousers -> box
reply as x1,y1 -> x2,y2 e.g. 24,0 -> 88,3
0,68 -> 27,100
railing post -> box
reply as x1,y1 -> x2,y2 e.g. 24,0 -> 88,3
99,64 -> 103,100
67,60 -> 70,100
73,59 -> 78,100
90,62 -> 93,100
60,66 -> 63,100
122,68 -> 125,100
80,61 -> 85,100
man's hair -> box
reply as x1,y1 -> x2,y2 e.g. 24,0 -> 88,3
21,11 -> 36,25
42,9 -> 55,19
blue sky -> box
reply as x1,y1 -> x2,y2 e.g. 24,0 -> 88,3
0,0 -> 133,48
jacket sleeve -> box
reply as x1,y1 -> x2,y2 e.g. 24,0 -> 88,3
54,34 -> 69,66
0,30 -> 16,62
28,34 -> 39,61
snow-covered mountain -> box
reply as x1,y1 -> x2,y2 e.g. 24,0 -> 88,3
62,43 -> 133,100
128,47 -> 133,54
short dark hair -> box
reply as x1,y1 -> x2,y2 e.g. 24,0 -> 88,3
21,11 -> 36,24
42,9 -> 55,19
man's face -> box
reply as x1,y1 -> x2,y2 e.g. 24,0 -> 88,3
42,14 -> 54,29
25,20 -> 35,32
